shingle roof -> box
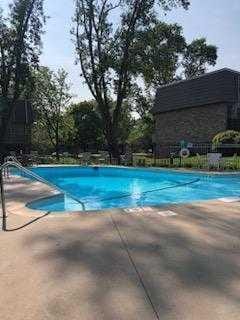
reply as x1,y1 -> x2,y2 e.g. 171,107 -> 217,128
151,68 -> 240,114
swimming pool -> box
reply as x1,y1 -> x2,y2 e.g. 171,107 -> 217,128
25,166 -> 240,212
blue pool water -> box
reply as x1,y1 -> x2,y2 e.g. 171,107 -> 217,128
25,166 -> 240,212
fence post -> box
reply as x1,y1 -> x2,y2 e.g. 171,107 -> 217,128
0,170 -> 7,231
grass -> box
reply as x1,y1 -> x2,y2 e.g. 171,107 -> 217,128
38,156 -> 80,165
133,154 -> 240,171
34,154 -> 240,171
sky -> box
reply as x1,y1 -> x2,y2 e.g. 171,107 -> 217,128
0,0 -> 239,101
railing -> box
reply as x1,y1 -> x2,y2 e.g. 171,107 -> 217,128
0,161 -> 86,231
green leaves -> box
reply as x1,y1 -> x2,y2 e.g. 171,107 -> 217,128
182,38 -> 217,79
213,130 -> 240,145
131,25 -> 218,90
69,100 -> 104,150
73,0 -> 191,156
0,0 -> 46,98
132,21 -> 186,88
32,67 -> 72,152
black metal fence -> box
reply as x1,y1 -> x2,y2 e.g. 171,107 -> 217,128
154,143 -> 240,158
133,144 -> 240,170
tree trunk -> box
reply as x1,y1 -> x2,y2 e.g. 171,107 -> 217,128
97,104 -> 121,164
105,129 -> 121,164
55,126 -> 60,161
55,144 -> 60,161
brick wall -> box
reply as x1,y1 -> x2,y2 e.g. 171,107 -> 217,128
153,103 -> 228,146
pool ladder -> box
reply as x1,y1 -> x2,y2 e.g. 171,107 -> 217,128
0,160 -> 86,231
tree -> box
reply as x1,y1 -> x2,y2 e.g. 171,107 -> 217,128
70,100 -> 132,153
116,101 -> 133,147
128,116 -> 154,152
182,38 -> 217,79
0,0 -> 46,157
132,24 -> 218,92
73,0 -> 190,161
129,26 -> 217,121
31,121 -> 53,154
32,108 -> 76,155
32,67 -> 72,160
70,101 -> 104,152
132,21 -> 186,89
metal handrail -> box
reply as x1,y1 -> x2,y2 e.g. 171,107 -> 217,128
0,161 -> 86,230
2,156 -> 22,178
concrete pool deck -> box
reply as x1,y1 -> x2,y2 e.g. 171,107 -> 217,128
0,176 -> 240,320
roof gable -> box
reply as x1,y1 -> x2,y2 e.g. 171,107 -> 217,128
152,68 -> 240,114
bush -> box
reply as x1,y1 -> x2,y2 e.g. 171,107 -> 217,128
39,156 -> 80,165
212,130 -> 240,145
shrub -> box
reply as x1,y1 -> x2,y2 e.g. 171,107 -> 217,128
39,156 -> 80,165
212,130 -> 240,145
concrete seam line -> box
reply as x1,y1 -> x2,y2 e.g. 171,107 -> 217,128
110,214 -> 160,320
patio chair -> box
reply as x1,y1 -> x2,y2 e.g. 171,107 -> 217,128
207,153 -> 222,170
29,151 -> 39,165
121,151 -> 133,166
81,152 -> 91,165
97,151 -> 109,165
9,151 -> 16,156
63,152 -> 70,157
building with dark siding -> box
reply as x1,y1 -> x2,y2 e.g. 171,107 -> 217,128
0,97 -> 34,153
151,68 -> 240,153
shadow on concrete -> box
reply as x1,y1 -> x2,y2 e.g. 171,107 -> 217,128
5,212 -> 51,232
4,177 -> 57,205
22,204 -> 240,319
